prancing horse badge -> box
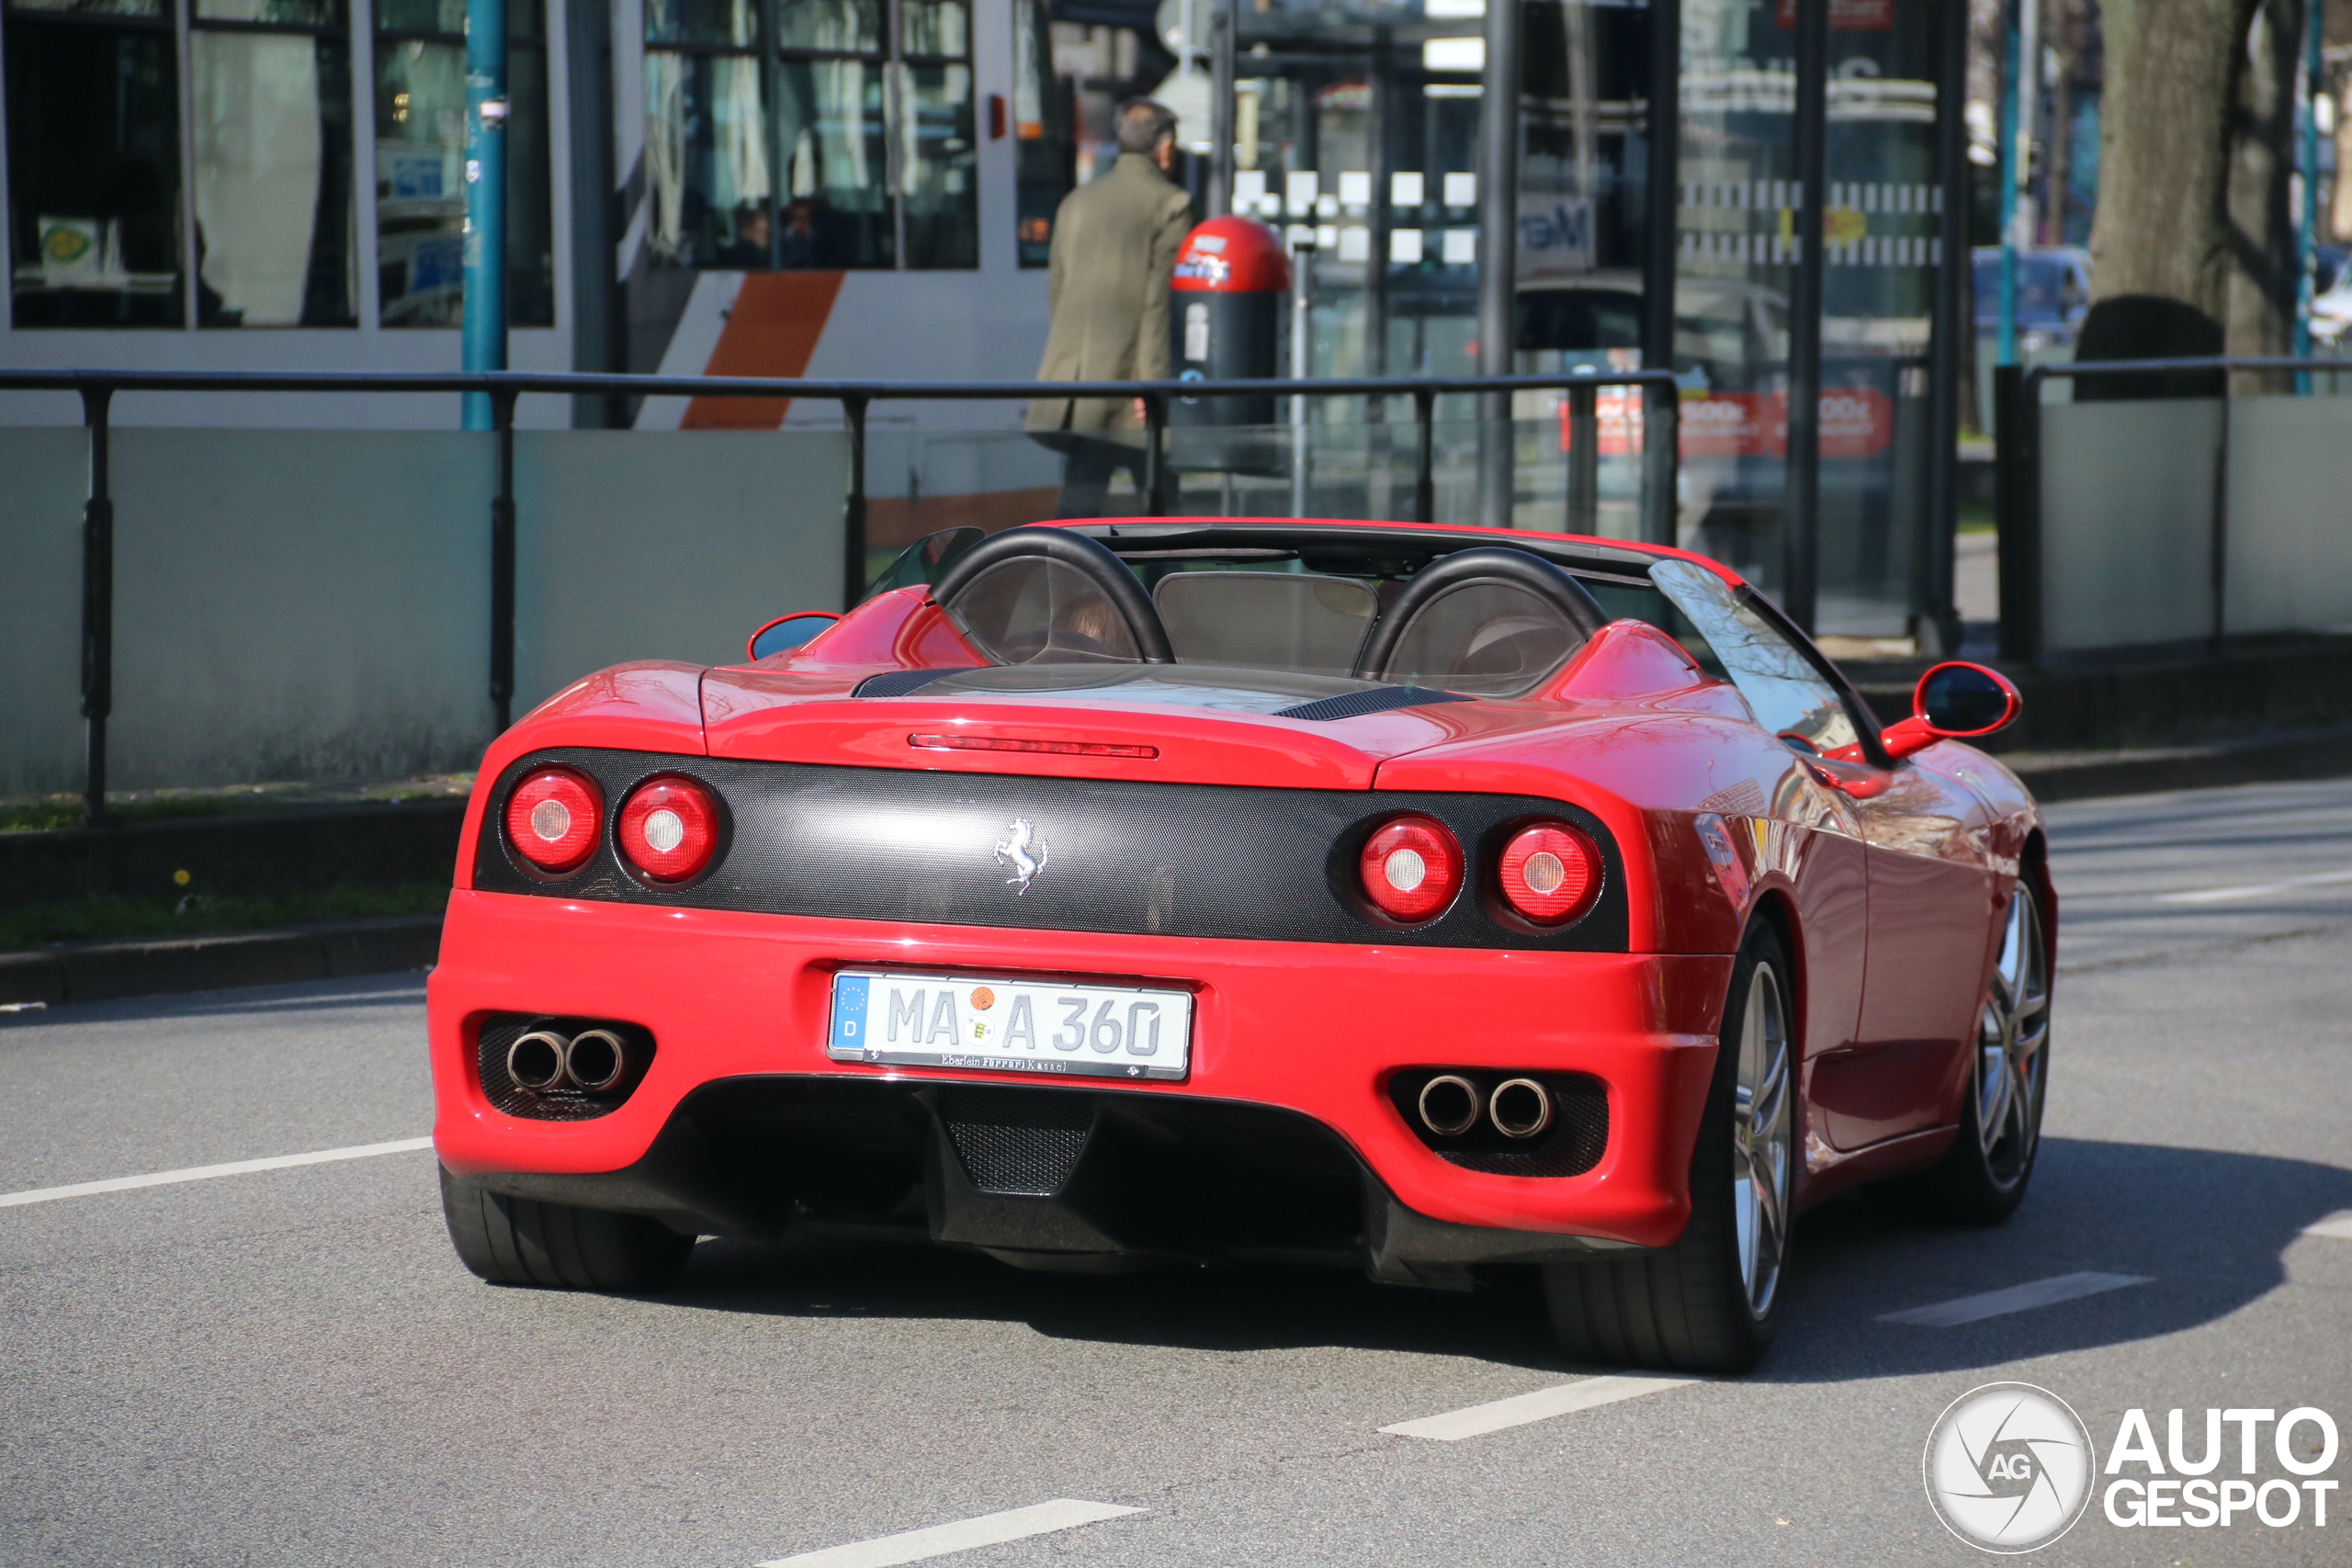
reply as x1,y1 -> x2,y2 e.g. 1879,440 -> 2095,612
992,818 -> 1048,896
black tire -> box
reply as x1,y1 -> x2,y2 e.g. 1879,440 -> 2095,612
438,1166 -> 695,1291
1542,922 -> 1795,1373
1872,884 -> 2051,1225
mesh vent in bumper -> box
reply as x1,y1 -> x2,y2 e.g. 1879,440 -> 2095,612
938,1089 -> 1097,1195
476,1014 -> 654,1122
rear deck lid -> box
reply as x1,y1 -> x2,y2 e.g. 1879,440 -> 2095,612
702,662 -> 1524,789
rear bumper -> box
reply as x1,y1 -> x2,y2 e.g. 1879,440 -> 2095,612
428,891 -> 1733,1263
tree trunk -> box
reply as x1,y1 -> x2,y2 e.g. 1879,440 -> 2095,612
2078,0 -> 2256,394
2224,0 -> 2301,390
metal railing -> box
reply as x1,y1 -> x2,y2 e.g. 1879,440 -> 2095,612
1994,355 -> 2349,664
0,366 -> 1681,827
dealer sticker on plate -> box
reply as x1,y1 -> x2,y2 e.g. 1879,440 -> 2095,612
828,970 -> 1193,1081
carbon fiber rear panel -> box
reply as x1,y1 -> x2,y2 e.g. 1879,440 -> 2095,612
473,749 -> 1628,951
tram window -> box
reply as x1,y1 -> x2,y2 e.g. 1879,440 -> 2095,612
374,0 -> 553,326
189,0 -> 357,325
647,0 -> 975,270
897,1 -> 975,268
775,53 -> 889,266
646,0 -> 773,267
1012,0 -> 1071,267
4,0 -> 187,326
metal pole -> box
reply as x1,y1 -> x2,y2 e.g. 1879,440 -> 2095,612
565,0 -> 617,427
462,0 -> 510,432
1640,0 -> 1680,548
1290,234 -> 1314,517
1367,26 -> 1393,378
1783,0 -> 1828,632
1209,0 -> 1235,217
79,387 -> 114,829
1567,376 -> 1599,532
1476,0 -> 1521,529
2210,392 -> 2230,656
1920,0 -> 1970,653
1145,392 -> 1168,515
1646,381 -> 1679,543
490,389 -> 517,730
1992,363 -> 2041,662
838,396 -> 874,603
1995,0 -> 2028,367
1414,386 -> 1436,523
2295,0 -> 2324,390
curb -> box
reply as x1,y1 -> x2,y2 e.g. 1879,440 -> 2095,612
2002,725 -> 2352,803
0,914 -> 441,1008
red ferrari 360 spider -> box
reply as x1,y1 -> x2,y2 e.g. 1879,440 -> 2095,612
428,519 -> 2052,1372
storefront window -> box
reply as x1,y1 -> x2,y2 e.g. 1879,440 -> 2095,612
4,0 -> 185,326
188,0 -> 355,325
1676,0 -> 1940,632
373,0 -> 553,326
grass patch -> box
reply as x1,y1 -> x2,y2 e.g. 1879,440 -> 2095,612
0,776 -> 473,834
0,883 -> 449,952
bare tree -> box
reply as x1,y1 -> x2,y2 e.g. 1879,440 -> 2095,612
2080,0 -> 2303,390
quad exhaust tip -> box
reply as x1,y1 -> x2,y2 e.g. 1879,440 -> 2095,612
505,1025 -> 631,1095
1412,1073 -> 1557,1141
1489,1077 -> 1555,1140
564,1028 -> 628,1092
1416,1075 -> 1483,1138
506,1030 -> 571,1093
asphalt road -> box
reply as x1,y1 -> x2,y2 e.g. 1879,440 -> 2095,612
6,777 -> 2351,1567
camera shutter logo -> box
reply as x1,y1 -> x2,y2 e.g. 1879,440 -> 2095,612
1924,1382 -> 2097,1552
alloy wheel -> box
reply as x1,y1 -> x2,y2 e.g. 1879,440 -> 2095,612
1732,960 -> 1793,1318
1974,890 -> 2051,1188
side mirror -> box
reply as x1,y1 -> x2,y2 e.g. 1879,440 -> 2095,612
746,611 -> 841,661
1880,660 -> 2021,761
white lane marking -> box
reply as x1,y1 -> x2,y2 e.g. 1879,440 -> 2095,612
1380,1373 -> 1700,1441
2157,869 -> 2352,905
1876,1270 -> 2152,1327
755,1500 -> 1144,1568
0,1136 -> 433,1209
2303,1213 -> 2352,1240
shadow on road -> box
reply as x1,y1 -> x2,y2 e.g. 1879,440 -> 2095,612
647,1135 -> 2351,1382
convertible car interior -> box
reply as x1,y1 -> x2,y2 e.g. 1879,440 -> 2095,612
865,519 -> 1882,764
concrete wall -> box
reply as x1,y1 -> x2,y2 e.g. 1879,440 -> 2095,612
1,429 -> 848,795
513,431 -> 848,710
2039,399 -> 2221,652
2039,394 -> 2352,654
0,431 -> 92,797
2223,397 -> 2352,637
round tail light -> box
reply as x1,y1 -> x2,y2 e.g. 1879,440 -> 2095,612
1498,821 -> 1601,924
503,767 -> 603,874
616,776 -> 721,883
1359,814 -> 1463,922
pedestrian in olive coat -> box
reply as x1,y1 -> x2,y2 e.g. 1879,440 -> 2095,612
1027,99 -> 1193,517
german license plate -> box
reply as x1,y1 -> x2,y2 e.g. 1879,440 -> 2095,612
828,970 -> 1193,1081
